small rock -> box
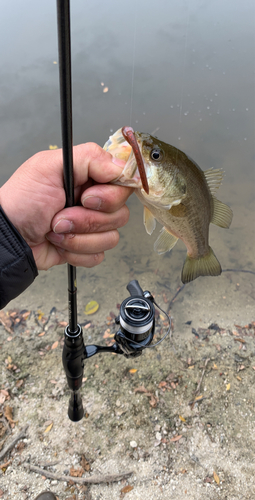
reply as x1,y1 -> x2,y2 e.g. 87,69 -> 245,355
116,400 -> 121,407
155,432 -> 162,441
130,440 -> 137,448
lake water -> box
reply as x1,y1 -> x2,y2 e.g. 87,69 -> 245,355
0,0 -> 254,328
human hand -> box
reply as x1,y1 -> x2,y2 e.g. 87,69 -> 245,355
0,143 -> 132,270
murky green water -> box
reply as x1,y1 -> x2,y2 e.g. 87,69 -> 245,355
0,0 -> 254,322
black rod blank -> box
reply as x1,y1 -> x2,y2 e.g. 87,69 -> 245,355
56,0 -> 78,334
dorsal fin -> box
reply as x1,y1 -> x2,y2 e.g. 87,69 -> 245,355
204,168 -> 224,194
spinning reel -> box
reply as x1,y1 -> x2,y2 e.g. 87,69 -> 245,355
62,280 -> 171,421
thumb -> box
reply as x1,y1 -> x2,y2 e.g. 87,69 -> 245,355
72,142 -> 126,187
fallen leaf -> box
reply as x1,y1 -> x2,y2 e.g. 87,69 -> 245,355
149,395 -> 158,408
195,395 -> 203,401
226,383 -> 231,391
0,460 -> 12,471
103,87 -> 109,93
49,145 -> 58,150
37,310 -> 44,320
80,455 -> 90,471
44,423 -> 53,433
236,376 -> 242,381
213,470 -> 220,485
121,485 -> 134,494
179,415 -> 186,422
170,435 -> 182,442
158,381 -> 167,388
103,329 -> 111,339
84,300 -> 99,315
70,466 -> 84,477
15,379 -> 24,388
38,331 -> 45,337
16,441 -> 26,453
188,365 -> 195,369
58,321 -> 68,327
134,386 -> 147,393
4,406 -> 16,424
129,369 -> 137,374
51,341 -> 59,350
0,389 -> 9,398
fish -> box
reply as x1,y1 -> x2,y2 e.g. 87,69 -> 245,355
103,127 -> 233,283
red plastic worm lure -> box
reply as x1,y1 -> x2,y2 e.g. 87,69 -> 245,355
121,126 -> 149,194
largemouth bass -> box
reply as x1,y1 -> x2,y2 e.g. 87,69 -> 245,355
104,127 -> 233,283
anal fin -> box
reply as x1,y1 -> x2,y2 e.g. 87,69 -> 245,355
211,196 -> 233,228
154,227 -> 178,254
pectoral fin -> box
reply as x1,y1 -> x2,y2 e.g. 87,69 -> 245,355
211,196 -> 233,228
154,227 -> 179,254
169,203 -> 187,217
143,207 -> 156,235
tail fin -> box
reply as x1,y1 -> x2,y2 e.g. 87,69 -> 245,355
181,247 -> 222,283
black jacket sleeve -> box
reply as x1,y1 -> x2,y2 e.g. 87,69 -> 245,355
0,206 -> 38,309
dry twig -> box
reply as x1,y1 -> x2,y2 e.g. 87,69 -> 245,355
0,424 -> 29,461
195,358 -> 210,396
24,463 -> 133,485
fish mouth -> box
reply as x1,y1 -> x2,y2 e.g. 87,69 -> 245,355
121,126 -> 149,194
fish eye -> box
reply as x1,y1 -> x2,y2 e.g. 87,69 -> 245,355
150,148 -> 164,162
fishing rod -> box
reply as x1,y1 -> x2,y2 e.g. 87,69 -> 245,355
56,0 -> 171,423
57,0 -> 84,421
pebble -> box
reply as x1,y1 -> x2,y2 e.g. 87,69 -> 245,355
130,440 -> 137,448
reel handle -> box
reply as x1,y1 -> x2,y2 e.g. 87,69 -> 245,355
127,279 -> 144,297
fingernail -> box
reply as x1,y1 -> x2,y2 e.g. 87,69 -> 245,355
82,196 -> 102,210
46,232 -> 64,244
112,156 -> 126,167
53,219 -> 73,233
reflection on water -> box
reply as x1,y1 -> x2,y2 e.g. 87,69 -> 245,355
0,0 -> 254,323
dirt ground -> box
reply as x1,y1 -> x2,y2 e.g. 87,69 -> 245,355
0,267 -> 254,500
0,185 -> 254,500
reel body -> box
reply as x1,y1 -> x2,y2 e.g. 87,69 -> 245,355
114,281 -> 155,357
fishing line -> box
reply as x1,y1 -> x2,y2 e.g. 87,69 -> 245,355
129,8 -> 137,127
175,2 -> 190,162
